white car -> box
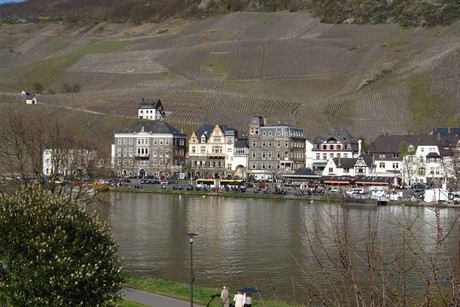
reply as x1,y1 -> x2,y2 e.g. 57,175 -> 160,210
346,188 -> 364,196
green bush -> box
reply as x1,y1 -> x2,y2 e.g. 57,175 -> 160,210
0,186 -> 123,306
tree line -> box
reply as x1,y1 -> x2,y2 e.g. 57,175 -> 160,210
1,0 -> 459,27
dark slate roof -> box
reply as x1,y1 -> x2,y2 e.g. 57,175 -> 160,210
313,130 -> 356,144
332,157 -> 356,169
139,98 -> 163,109
430,128 -> 460,147
368,134 -> 440,153
195,124 -> 237,140
120,121 -> 185,137
360,154 -> 374,166
332,154 -> 373,168
26,93 -> 35,99
234,139 -> 248,148
426,152 -> 441,158
431,128 -> 460,138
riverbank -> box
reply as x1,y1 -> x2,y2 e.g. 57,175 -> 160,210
122,272 -> 292,307
112,185 -> 460,208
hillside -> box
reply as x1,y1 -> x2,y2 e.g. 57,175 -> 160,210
1,11 -> 460,156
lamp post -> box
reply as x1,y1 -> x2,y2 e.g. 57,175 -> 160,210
186,232 -> 198,307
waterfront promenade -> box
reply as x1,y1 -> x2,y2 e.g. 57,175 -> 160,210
124,288 -> 205,307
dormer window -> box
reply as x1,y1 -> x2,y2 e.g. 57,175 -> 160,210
408,145 -> 415,153
201,136 -> 206,143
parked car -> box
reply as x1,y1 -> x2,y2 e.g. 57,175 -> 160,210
346,188 -> 364,196
412,188 -> 425,199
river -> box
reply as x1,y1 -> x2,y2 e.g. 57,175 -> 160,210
94,192 -> 460,303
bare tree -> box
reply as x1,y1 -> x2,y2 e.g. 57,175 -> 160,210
296,205 -> 460,306
0,108 -> 105,198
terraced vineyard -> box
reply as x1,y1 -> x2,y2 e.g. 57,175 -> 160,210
1,11 -> 460,150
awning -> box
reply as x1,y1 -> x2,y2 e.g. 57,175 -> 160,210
312,162 -> 326,167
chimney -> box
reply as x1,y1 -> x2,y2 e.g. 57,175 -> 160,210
358,139 -> 362,156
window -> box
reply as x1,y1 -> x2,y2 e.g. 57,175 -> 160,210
316,153 -> 320,159
323,153 -> 327,160
392,162 -> 399,169
262,152 -> 266,158
418,167 -> 426,176
252,152 -> 256,158
379,162 -> 385,168
329,167 -> 333,173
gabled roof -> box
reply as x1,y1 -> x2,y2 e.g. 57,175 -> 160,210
120,120 -> 185,137
195,124 -> 237,140
26,93 -> 36,99
139,98 -> 163,109
368,134 -> 440,153
332,157 -> 357,169
313,130 -> 356,144
332,154 -> 373,168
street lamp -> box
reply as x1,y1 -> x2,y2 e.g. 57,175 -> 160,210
186,232 -> 198,307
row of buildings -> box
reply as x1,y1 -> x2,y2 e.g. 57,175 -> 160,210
107,99 -> 460,187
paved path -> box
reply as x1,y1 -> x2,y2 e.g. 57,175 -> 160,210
123,288 -> 205,307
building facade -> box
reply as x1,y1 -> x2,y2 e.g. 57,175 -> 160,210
188,124 -> 239,179
309,130 -> 359,173
368,134 -> 454,187
111,121 -> 186,179
138,98 -> 166,120
43,148 -> 97,177
248,116 -> 305,181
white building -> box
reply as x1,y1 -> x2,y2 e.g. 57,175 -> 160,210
43,148 -> 97,177
368,134 -> 454,187
309,130 -> 359,173
322,154 -> 374,177
138,98 -> 165,120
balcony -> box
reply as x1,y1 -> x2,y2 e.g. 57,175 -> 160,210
134,154 -> 150,160
207,153 -> 225,158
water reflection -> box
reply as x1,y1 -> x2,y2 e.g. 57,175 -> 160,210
94,192 -> 460,301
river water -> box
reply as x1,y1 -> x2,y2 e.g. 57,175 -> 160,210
94,192 -> 460,303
